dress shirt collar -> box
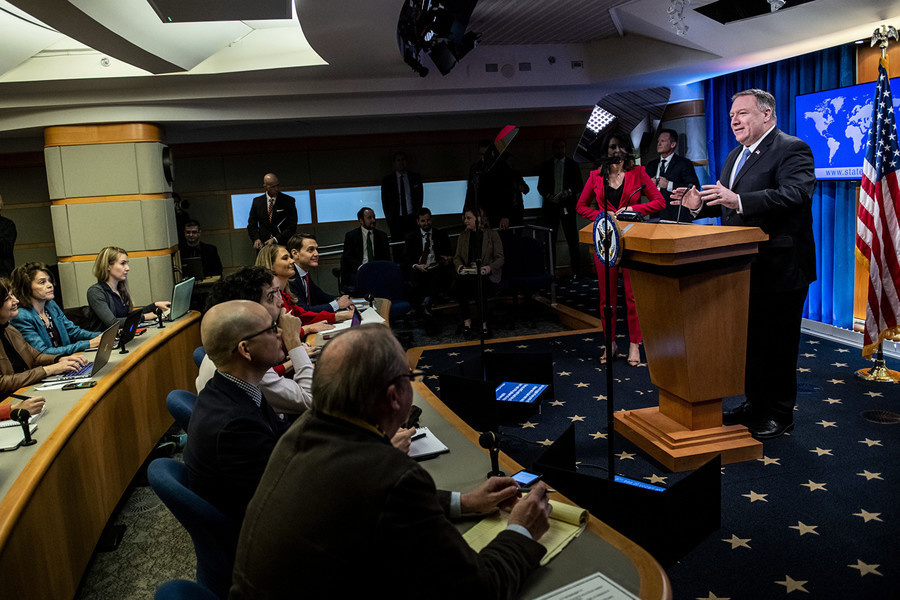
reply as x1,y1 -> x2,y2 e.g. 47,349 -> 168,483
744,124 -> 776,154
217,370 -> 263,408
266,193 -> 277,203
294,264 -> 309,278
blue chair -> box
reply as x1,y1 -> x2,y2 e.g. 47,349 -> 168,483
193,346 -> 206,368
155,580 -> 220,600
166,390 -> 197,432
148,458 -> 236,600
355,260 -> 412,321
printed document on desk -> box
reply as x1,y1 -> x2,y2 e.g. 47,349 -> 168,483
533,572 -> 640,600
0,423 -> 37,451
315,307 -> 385,345
408,427 -> 449,460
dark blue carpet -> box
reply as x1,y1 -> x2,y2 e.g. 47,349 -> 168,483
415,329 -> 898,600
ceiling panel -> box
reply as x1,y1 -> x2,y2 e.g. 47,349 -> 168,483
470,0 -> 622,45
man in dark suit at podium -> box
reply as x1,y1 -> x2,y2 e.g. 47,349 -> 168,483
339,207 -> 390,294
645,129 -> 700,223
247,173 -> 298,250
381,151 -> 423,256
231,325 -> 552,598
674,89 -> 816,440
537,138 -> 584,277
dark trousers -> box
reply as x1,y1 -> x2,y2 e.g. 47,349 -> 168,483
542,203 -> 581,274
454,275 -> 495,323
408,264 -> 451,306
744,285 -> 809,419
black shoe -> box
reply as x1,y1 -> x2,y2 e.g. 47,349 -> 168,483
463,325 -> 473,339
723,402 -> 756,426
749,418 -> 794,440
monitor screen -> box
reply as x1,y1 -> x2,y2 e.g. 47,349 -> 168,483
795,77 -> 900,180
495,381 -> 548,404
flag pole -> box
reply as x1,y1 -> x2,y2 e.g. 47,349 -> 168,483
855,24 -> 900,383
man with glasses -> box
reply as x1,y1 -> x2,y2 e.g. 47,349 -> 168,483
232,325 -> 553,598
184,299 -> 291,530
247,172 -> 298,250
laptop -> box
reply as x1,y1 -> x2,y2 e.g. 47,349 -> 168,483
167,277 -> 195,321
43,322 -> 119,383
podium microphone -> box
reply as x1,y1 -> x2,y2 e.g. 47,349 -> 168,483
478,431 -> 505,478
10,409 -> 36,446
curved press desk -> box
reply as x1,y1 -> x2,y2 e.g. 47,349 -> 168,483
0,313 -> 201,600
412,381 -> 671,600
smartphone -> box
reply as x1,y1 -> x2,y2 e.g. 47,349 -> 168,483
62,381 -> 97,391
511,469 -> 541,487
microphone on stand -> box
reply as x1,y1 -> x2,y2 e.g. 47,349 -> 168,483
10,408 -> 36,446
156,307 -> 166,329
478,431 -> 505,478
617,184 -> 648,222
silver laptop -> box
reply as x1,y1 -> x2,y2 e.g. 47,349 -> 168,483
43,323 -> 119,383
168,277 -> 195,321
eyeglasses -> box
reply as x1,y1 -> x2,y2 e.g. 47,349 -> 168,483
387,369 -> 424,388
233,322 -> 279,353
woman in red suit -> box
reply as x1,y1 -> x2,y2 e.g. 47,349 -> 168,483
576,134 -> 665,366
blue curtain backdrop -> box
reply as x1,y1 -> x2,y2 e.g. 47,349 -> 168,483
703,44 -> 858,328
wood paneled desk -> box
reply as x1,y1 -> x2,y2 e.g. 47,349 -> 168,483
0,313 -> 201,600
412,381 -> 671,600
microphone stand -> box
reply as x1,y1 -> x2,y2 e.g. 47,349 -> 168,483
600,218 -> 616,481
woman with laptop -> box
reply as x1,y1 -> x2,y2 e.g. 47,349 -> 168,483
86,247 -> 171,331
0,277 -> 88,395
10,262 -> 103,355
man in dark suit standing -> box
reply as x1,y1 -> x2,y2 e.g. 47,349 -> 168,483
381,151 -> 423,258
287,233 -> 354,313
645,129 -> 700,223
247,173 -> 298,250
339,207 -> 390,294
674,89 -> 816,440
537,139 -> 584,277
403,208 -> 452,314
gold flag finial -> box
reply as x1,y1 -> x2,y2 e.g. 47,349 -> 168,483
871,25 -> 898,59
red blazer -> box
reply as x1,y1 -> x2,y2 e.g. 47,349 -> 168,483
280,290 -> 334,325
576,166 -> 665,220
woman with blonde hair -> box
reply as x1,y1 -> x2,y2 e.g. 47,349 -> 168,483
86,246 -> 171,330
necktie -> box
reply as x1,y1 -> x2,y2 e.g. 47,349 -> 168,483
399,174 -> 407,216
659,158 -> 667,178
733,148 -> 752,186
267,197 -> 274,223
366,231 -> 374,262
304,273 -> 311,303
419,232 -> 431,265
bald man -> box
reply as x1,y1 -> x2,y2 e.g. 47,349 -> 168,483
183,300 -> 290,528
247,173 -> 298,250
232,325 -> 552,599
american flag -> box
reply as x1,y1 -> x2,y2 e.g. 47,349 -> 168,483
856,59 -> 900,357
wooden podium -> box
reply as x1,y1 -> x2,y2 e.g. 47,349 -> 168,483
579,222 -> 765,471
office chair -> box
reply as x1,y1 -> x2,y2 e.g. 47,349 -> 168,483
193,346 -> 206,368
155,579 -> 220,600
148,458 -> 236,600
355,260 -> 412,321
166,390 -> 197,433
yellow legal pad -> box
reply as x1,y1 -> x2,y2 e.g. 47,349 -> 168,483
462,499 -> 588,566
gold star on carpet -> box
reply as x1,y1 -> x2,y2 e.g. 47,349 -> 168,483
589,431 -> 607,440
831,362 -> 848,367
517,344 -> 529,349
775,575 -> 808,593
721,534 -> 751,549
742,491 -> 768,502
822,397 -> 842,404
836,348 -> 849,352
801,480 -> 827,491
857,470 -> 882,481
645,474 -> 667,484
418,364 -> 430,370
548,400 -> 566,407
801,352 -> 816,357
520,421 -> 537,429
864,391 -> 883,398
848,559 -> 882,576
807,340 -> 819,344
859,438 -> 882,447
853,509 -> 882,522
796,367 -> 811,372
568,415 -> 586,422
810,447 -> 833,456
696,593 -> 730,600
581,337 -> 595,342
757,456 -> 781,466
575,382 -> 590,388
789,521 -> 819,536
615,451 -> 636,460
484,348 -> 494,352
594,394 -> 607,401
538,438 -> 555,446
447,352 -> 459,356
557,371 -> 571,376
816,420 -> 837,428
826,378 -> 844,384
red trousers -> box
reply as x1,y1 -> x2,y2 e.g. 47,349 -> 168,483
591,253 -> 642,344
